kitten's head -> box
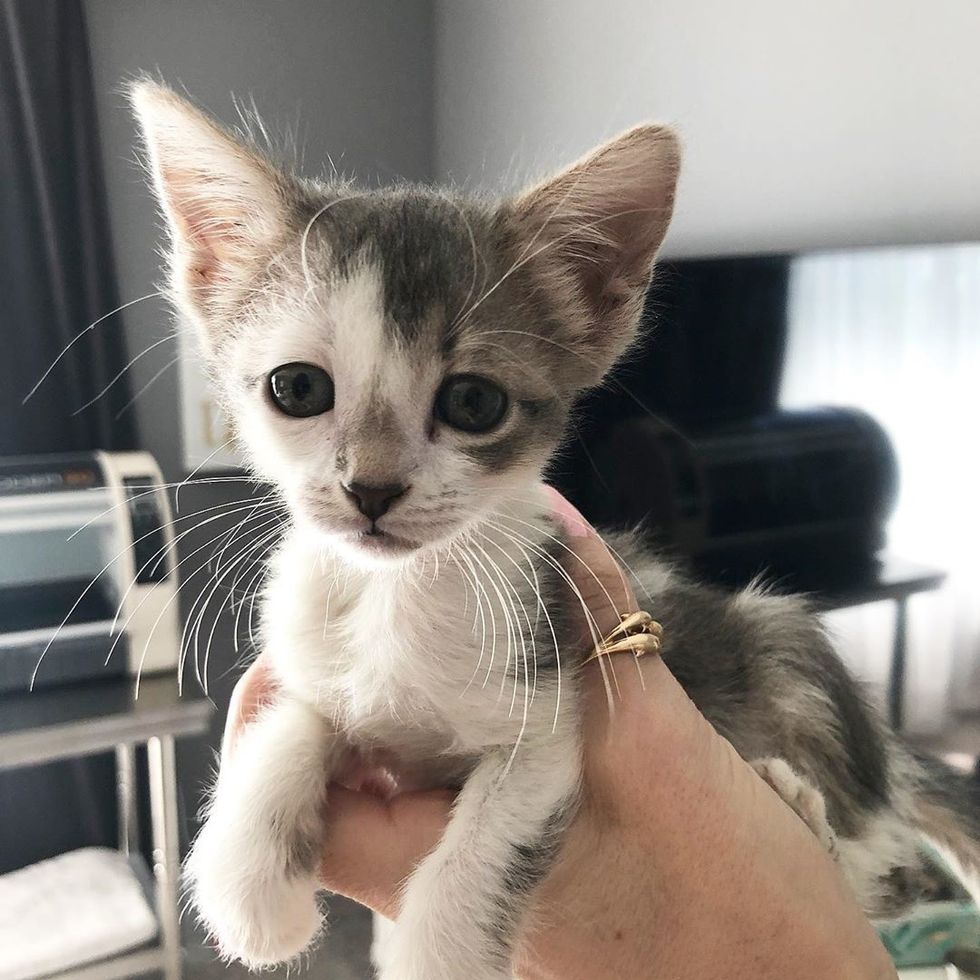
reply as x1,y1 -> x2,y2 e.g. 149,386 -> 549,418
133,82 -> 679,566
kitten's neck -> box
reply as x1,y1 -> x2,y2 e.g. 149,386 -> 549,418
267,482 -> 572,726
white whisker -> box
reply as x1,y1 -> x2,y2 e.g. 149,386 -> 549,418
71,333 -> 176,415
114,353 -> 181,419
23,291 -> 165,404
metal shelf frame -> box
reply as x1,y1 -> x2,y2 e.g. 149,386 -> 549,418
0,674 -> 213,980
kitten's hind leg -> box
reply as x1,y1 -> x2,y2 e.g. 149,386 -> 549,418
752,757 -> 838,859
186,697 -> 342,969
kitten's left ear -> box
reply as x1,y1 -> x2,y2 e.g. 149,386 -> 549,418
131,81 -> 293,339
511,125 -> 680,383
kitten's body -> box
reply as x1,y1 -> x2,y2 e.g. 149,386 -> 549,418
192,499 -> 584,977
130,82 -> 980,979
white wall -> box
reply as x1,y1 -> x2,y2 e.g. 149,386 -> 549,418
435,0 -> 980,257
85,0 -> 435,478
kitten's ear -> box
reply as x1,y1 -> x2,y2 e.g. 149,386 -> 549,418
511,125 -> 680,384
131,81 -> 291,335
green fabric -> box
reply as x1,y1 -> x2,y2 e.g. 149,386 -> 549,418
878,899 -> 980,968
877,845 -> 980,968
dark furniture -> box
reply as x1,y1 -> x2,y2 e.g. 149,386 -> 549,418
554,256 -> 946,734
812,555 -> 946,730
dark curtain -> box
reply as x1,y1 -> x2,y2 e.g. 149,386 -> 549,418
0,0 -> 132,873
0,0 -> 135,454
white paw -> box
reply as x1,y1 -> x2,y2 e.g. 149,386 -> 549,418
185,820 -> 323,968
752,757 -> 839,859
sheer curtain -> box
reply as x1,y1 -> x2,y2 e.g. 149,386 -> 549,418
781,244 -> 980,733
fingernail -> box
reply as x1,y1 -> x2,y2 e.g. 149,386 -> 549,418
542,484 -> 591,538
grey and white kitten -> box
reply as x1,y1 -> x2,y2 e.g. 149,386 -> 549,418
133,82 -> 979,979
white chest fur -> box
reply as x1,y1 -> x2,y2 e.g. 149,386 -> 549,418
261,504 -> 575,769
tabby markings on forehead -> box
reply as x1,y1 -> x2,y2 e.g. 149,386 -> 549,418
306,191 -> 493,347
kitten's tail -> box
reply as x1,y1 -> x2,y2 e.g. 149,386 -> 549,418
911,754 -> 980,904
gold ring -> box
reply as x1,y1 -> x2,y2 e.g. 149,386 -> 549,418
581,610 -> 664,665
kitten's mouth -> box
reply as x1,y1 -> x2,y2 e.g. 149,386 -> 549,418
299,499 -> 422,555
351,527 -> 419,554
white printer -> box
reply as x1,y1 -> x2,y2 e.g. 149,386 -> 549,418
0,451 -> 179,693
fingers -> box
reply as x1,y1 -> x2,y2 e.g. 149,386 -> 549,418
543,486 -> 651,709
543,485 -> 636,630
319,786 -> 454,917
221,655 -> 279,756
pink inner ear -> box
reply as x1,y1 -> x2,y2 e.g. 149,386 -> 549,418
160,164 -> 253,284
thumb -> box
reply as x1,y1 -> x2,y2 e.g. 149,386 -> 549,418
543,486 -> 652,713
319,786 -> 454,918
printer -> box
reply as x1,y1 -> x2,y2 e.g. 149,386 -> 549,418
0,452 -> 180,693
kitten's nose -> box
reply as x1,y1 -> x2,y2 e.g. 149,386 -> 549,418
341,481 -> 408,520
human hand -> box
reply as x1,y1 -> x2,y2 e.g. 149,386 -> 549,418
221,490 -> 896,980
513,491 -> 896,980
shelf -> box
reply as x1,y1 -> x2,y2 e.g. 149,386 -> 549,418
42,945 -> 166,980
0,673 -> 212,770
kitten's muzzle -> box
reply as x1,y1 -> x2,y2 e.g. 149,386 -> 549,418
341,480 -> 409,520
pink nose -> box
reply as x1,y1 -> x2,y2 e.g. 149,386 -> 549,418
341,481 -> 408,520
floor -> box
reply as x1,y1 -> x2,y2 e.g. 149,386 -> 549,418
181,895 -> 374,979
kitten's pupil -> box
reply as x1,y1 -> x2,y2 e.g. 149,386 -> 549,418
436,375 -> 508,433
268,363 -> 335,418
292,373 -> 311,400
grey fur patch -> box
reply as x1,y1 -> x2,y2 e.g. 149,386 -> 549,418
502,804 -> 571,897
459,399 -> 564,470
604,533 -> 893,840
489,799 -> 574,949
460,430 -> 534,470
277,818 -> 321,879
303,190 -> 497,343
292,186 -> 581,475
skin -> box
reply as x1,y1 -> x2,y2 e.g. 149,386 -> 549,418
222,492 -> 897,980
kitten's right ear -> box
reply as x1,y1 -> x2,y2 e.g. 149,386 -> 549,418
131,81 -> 290,336
511,125 -> 680,387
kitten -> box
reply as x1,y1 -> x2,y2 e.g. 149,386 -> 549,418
132,82 -> 979,979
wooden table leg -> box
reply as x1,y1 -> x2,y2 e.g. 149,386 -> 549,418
148,734 -> 181,980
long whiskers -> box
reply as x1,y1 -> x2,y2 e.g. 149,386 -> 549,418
30,492 -> 268,689
114,354 -> 181,419
70,332 -> 177,416
103,502 -> 281,692
22,291 -> 166,404
474,528 -> 563,732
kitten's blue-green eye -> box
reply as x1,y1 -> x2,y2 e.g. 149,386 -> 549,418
436,374 -> 508,433
268,363 -> 335,418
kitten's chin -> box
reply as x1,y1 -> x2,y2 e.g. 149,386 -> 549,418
291,506 -> 423,564
307,522 -> 426,568
346,530 -> 421,561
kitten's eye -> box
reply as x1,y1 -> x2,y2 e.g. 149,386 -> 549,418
435,374 -> 508,433
268,363 -> 335,418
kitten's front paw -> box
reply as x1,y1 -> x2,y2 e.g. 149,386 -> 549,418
185,821 -> 323,968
